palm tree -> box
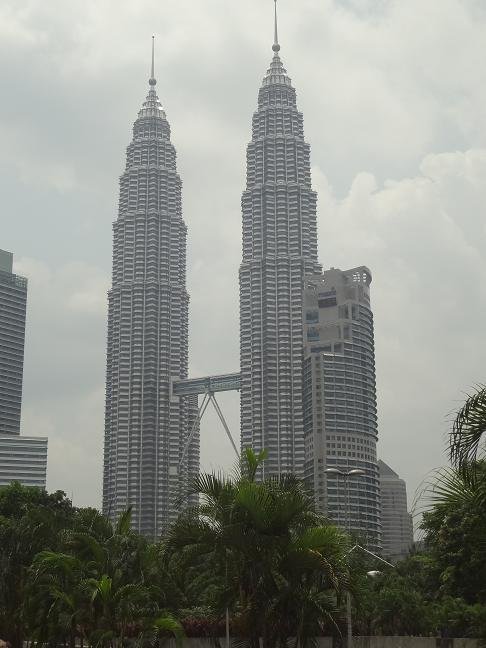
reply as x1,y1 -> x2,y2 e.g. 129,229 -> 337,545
27,508 -> 183,648
167,448 -> 349,648
450,385 -> 486,472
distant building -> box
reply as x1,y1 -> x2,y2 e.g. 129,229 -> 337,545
379,459 -> 413,561
0,249 -> 28,436
0,252 -> 48,489
0,435 -> 48,488
303,267 -> 381,550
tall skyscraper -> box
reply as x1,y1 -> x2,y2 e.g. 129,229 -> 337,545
103,42 -> 198,538
302,267 -> 381,549
239,4 -> 321,476
0,249 -> 27,436
0,249 -> 48,489
379,459 -> 413,561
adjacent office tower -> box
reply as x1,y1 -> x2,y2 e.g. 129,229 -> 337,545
239,5 -> 321,476
103,43 -> 197,538
0,435 -> 48,488
0,249 -> 28,435
379,459 -> 413,561
0,249 -> 48,488
303,268 -> 381,549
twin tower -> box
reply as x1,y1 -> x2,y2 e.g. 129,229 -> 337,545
102,6 -> 381,546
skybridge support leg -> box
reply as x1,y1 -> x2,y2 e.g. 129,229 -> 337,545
209,393 -> 240,459
179,392 -> 211,469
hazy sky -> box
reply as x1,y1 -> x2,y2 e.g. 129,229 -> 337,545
2,0 -> 486,521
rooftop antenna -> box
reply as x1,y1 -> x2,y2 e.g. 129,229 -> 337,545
273,0 -> 280,52
149,35 -> 156,86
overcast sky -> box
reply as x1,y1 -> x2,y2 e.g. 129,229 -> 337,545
2,0 -> 486,520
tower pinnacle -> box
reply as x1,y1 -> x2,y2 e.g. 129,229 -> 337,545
273,0 -> 280,52
149,35 -> 156,86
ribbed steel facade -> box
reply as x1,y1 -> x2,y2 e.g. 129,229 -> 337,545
239,44 -> 321,476
103,76 -> 198,538
0,250 -> 27,437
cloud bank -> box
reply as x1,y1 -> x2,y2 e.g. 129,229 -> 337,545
1,0 -> 485,511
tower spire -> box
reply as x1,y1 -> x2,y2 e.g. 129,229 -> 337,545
149,35 -> 156,86
273,0 -> 280,52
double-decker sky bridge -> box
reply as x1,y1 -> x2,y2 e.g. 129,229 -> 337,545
172,372 -> 241,468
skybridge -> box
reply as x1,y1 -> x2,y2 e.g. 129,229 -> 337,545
171,372 -> 241,397
172,372 -> 241,469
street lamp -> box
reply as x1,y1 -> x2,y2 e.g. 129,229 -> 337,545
325,467 -> 366,532
325,468 -> 386,648
344,545 -> 395,648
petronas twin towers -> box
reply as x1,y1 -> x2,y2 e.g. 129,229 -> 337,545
240,29 -> 321,477
103,42 -> 197,537
103,5 -> 381,543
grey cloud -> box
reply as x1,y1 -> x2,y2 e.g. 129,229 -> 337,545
1,0 -> 485,512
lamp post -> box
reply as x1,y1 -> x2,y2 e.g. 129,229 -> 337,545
345,545 -> 395,648
325,467 -> 379,648
325,467 -> 366,534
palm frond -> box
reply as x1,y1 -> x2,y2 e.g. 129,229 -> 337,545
115,507 -> 132,536
450,385 -> 486,469
419,465 -> 486,514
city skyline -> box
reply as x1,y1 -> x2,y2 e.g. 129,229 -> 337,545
2,0 -> 486,511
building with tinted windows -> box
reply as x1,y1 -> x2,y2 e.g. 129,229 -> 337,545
0,250 -> 48,489
303,267 -> 381,549
0,249 -> 27,436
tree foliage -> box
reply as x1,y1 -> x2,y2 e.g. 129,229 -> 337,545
450,385 -> 486,472
166,448 -> 350,648
2,417 -> 486,646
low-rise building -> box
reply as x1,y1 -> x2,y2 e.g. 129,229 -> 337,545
0,434 -> 48,488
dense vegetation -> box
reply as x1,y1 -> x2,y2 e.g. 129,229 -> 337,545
1,386 -> 485,647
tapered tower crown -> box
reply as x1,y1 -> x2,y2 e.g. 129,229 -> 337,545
138,36 -> 166,121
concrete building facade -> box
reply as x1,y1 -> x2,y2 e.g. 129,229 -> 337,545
303,267 -> 381,549
102,47 -> 198,538
0,249 -> 48,489
379,459 -> 413,561
0,434 -> 48,488
0,249 -> 27,436
239,14 -> 321,477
